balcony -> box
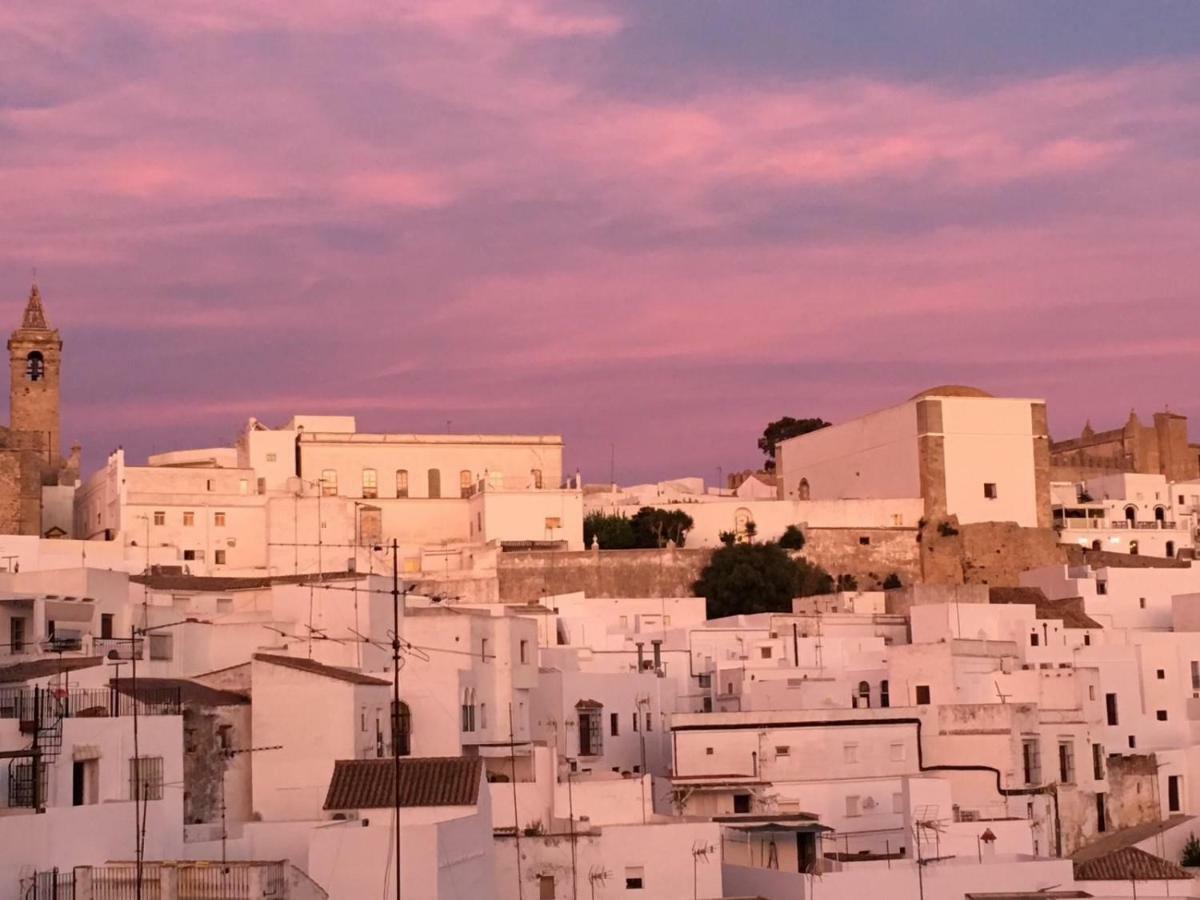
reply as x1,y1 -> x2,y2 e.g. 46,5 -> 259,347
0,685 -> 181,720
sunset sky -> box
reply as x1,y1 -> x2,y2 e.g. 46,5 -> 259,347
4,2 -> 1200,483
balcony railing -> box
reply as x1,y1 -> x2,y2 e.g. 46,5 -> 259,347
0,685 -> 181,720
1108,520 -> 1179,530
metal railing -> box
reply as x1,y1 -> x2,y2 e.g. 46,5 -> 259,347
0,686 -> 181,721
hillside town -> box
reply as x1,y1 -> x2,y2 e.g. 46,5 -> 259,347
4,283 -> 1200,900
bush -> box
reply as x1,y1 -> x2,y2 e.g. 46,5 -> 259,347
695,543 -> 833,619
882,573 -> 902,590
584,512 -> 635,549
836,573 -> 858,592
937,521 -> 960,537
778,525 -> 806,550
1182,833 -> 1200,867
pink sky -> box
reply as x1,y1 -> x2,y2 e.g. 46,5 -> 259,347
3,2 -> 1200,482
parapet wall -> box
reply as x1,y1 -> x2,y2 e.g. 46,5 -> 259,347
497,547 -> 711,602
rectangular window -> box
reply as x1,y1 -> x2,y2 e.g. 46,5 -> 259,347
845,795 -> 861,817
183,549 -> 196,561
760,646 -> 772,659
858,536 -> 870,546
153,511 -> 165,526
1030,632 -> 1040,646
1092,743 -> 1105,780
183,511 -> 195,527
9,617 -> 26,654
1192,661 -> 1200,692
214,511 -> 226,527
520,640 -> 529,664
1058,740 -> 1075,784
239,478 -> 249,494
915,685 -> 931,705
624,867 -> 644,890
129,756 -> 164,801
733,794 -> 751,813
149,634 -> 172,660
644,711 -> 652,732
428,468 -> 441,499
256,477 -> 265,494
880,680 -> 890,708
362,468 -> 378,499
481,638 -> 489,662
1157,710 -> 1168,721
545,517 -> 561,530
1096,792 -> 1107,832
1106,693 -> 1119,726
539,875 -> 555,900
984,483 -> 998,499
266,452 -> 277,463
460,470 -> 473,498
1022,738 -> 1041,785
321,469 -> 338,496
100,614 -> 113,640
396,470 -> 409,498
214,550 -> 226,565
843,743 -> 858,764
632,713 -> 639,733
775,746 -> 790,757
532,469 -> 544,489
1097,581 -> 1108,595
610,713 -> 619,737
1169,775 -> 1182,813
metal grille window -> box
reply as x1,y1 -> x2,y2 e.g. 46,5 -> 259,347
1022,739 -> 1041,785
391,700 -> 411,757
321,469 -> 338,496
362,468 -> 378,499
396,469 -> 409,498
153,511 -> 165,526
1092,743 -> 1105,780
1058,740 -> 1075,783
129,756 -> 164,801
577,707 -> 603,756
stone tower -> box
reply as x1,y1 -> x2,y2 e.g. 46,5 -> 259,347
8,284 -> 62,463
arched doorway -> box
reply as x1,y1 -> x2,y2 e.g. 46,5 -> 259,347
798,478 -> 810,501
1124,506 -> 1137,524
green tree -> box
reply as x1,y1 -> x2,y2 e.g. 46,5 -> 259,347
836,573 -> 858,592
758,417 -> 832,471
778,525 -> 806,550
583,512 -> 635,549
882,572 -> 903,590
694,543 -> 834,618
1181,833 -> 1200,867
629,507 -> 694,548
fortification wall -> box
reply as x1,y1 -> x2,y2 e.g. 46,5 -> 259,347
497,547 -> 711,602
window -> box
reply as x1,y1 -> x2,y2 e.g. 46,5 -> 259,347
266,452 -> 277,463
479,703 -> 487,729
733,794 -> 751,813
880,679 -> 890,708
239,478 -> 249,495
214,550 -> 226,565
644,711 -> 652,732
459,470 -> 473,498
1192,661 -> 1200,692
362,469 -> 378,499
129,756 -> 164,801
532,469 -> 543,489
539,875 -> 555,900
182,549 -> 197,561
1169,775 -> 1182,813
72,759 -> 98,806
1097,581 -> 1108,595
1129,735 -> 1137,749
843,743 -> 858,764
984,483 -> 998,499
520,640 -> 529,664
1089,685 -> 1096,701
760,646 -> 772,659
775,746 -> 790,757
1106,693 -> 1119,726
10,617 -> 26,654
1096,793 -> 1107,832
858,535 -> 870,546
856,681 -> 870,708
461,690 -> 476,733
100,614 -> 113,640
206,479 -> 214,491
1157,710 -> 1168,721
578,706 -> 602,756
705,747 -> 713,755
890,743 -> 905,762
396,470 -> 409,498
481,638 -> 489,662
1140,598 -> 1147,609
153,511 -> 165,526
915,685 -> 931,705
256,477 -> 265,494
610,713 -> 619,736
320,469 -> 338,496
1022,739 -> 1041,785
26,351 -> 44,381
845,795 -> 861,817
428,469 -> 441,499
214,511 -> 226,527
149,634 -> 172,660
1092,744 -> 1105,780
183,511 -> 195,527
624,867 -> 644,890
1030,632 -> 1040,647
1157,669 -> 1166,680
892,792 -> 905,813
545,517 -> 561,530
1058,741 -> 1075,784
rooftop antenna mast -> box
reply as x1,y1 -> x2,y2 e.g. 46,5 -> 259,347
587,867 -> 611,900
691,842 -> 715,900
218,743 -> 282,869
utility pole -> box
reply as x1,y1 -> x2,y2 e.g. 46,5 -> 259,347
131,625 -> 142,900
390,537 -> 402,900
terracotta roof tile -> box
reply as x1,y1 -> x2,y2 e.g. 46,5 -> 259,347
1073,846 -> 1192,881
324,757 -> 482,810
253,653 -> 389,686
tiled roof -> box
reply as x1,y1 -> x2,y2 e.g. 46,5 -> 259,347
0,656 -> 104,684
988,587 -> 1103,630
1073,846 -> 1192,881
323,757 -> 482,810
1072,814 -> 1193,862
253,653 -> 389,686
112,677 -> 249,706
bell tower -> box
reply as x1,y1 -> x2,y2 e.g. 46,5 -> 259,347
8,284 -> 62,463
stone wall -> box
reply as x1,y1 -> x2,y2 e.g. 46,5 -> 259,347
1104,752 -> 1160,833
800,527 -> 921,589
917,518 -> 1066,586
497,547 -> 711,603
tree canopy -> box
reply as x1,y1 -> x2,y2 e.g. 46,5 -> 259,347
583,512 -> 635,549
694,542 -> 834,618
778,524 -> 806,550
758,417 -> 832,470
629,507 -> 694,548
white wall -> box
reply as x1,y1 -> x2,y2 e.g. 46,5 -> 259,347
939,397 -> 1040,527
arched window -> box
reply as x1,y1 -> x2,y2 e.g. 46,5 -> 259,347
428,468 -> 441,499
460,470 -> 473,498
396,469 -> 409,498
856,680 -> 871,709
1124,505 -> 1137,523
391,700 -> 411,757
576,700 -> 603,756
798,478 -> 810,501
1129,540 -> 1139,556
25,351 -> 44,382
734,508 -> 752,539
1154,506 -> 1166,524
1092,539 -> 1102,551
